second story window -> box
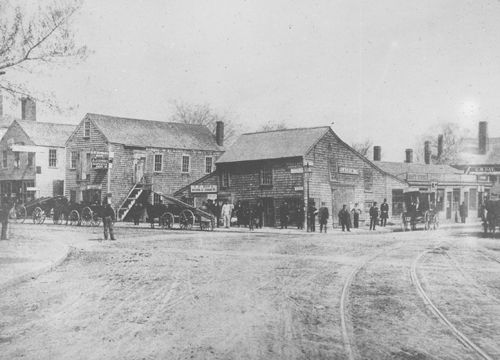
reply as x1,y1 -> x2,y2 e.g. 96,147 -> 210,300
182,155 -> 190,173
260,163 -> 273,186
49,149 -> 57,168
154,154 -> 163,172
84,121 -> 90,138
28,152 -> 34,167
14,152 -> 20,168
2,151 -> 7,168
221,167 -> 230,188
70,151 -> 77,169
205,156 -> 213,173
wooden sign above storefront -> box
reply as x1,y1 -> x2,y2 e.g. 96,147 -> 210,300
466,166 -> 500,175
338,167 -> 359,175
191,184 -> 218,193
406,173 -> 429,181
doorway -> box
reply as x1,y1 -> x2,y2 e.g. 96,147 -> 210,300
332,186 -> 355,225
262,198 -> 274,227
134,157 -> 145,183
446,192 -> 452,219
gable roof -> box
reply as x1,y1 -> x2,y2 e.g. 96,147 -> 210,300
16,121 -> 76,147
216,127 -> 330,163
83,113 -> 224,151
376,161 -> 463,176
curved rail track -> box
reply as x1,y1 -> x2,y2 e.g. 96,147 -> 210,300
411,245 -> 496,360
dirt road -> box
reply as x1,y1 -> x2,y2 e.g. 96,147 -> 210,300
1,224 -> 499,359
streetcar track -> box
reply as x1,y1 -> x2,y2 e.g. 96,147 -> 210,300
411,245 -> 495,360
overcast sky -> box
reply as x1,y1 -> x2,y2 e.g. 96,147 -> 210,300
4,0 -> 500,162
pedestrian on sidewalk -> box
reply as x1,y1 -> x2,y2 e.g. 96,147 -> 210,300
280,201 -> 289,229
380,198 -> 389,227
369,202 -> 379,231
318,204 -> 329,233
351,203 -> 362,228
102,201 -> 116,240
339,204 -> 351,232
459,201 -> 468,223
221,200 -> 234,228
308,201 -> 317,232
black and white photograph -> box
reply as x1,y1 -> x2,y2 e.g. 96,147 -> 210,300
1,0 -> 500,359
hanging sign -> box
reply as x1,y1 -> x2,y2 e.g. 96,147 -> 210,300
191,184 -> 218,193
91,151 -> 110,169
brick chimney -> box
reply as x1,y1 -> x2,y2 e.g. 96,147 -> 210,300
21,97 -> 36,121
424,141 -> 431,164
437,134 -> 443,159
405,149 -> 413,163
373,146 -> 381,161
215,121 -> 224,147
479,121 -> 488,155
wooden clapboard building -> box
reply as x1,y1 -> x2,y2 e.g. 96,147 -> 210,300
65,113 -> 225,220
0,118 -> 75,202
175,126 -> 407,228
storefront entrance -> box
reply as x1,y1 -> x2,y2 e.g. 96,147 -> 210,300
332,186 -> 355,224
262,198 -> 274,227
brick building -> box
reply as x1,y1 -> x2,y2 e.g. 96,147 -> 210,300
175,126 -> 407,228
0,118 -> 76,202
65,113 -> 225,220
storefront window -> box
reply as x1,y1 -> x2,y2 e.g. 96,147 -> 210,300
392,189 -> 404,216
221,167 -> 230,188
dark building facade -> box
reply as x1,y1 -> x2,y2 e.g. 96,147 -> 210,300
175,126 -> 407,228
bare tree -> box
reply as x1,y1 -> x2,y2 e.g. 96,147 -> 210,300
0,0 -> 89,109
351,138 -> 373,158
168,100 -> 242,146
257,121 -> 288,132
414,122 -> 469,164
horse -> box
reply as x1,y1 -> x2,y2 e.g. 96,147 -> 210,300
144,201 -> 169,228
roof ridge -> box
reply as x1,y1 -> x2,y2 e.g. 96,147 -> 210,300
87,113 -> 208,127
243,126 -> 331,135
16,120 -> 76,126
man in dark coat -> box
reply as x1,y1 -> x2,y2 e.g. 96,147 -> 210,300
131,202 -> 142,225
102,201 -> 116,240
459,201 -> 468,223
308,201 -> 317,232
319,205 -> 329,233
338,204 -> 351,232
369,202 -> 379,231
0,196 -> 12,240
380,198 -> 389,227
280,201 -> 289,229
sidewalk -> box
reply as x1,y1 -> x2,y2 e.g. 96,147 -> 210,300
0,235 -> 70,291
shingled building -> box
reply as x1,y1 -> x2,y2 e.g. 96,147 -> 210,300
65,113 -> 224,220
175,126 -> 407,228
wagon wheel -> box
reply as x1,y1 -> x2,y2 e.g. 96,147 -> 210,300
433,213 -> 439,230
200,217 -> 214,231
10,204 -> 26,223
160,212 -> 174,229
179,209 -> 194,230
92,210 -> 101,227
81,207 -> 92,226
69,210 -> 80,226
400,213 -> 408,232
32,207 -> 45,224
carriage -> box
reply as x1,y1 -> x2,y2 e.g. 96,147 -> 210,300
400,190 -> 440,231
9,196 -> 114,227
145,192 -> 215,231
482,199 -> 500,234
9,196 -> 69,224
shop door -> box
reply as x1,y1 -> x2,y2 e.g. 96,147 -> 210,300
446,192 -> 452,219
464,192 -> 469,215
262,198 -> 274,227
134,157 -> 145,183
332,186 -> 355,224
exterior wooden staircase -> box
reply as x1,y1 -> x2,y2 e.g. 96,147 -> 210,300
117,183 -> 146,221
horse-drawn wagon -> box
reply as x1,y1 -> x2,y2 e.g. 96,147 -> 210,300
483,199 -> 500,233
9,196 -> 69,224
400,190 -> 440,231
145,193 -> 215,231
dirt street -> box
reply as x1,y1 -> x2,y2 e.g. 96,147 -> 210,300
1,224 -> 500,359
